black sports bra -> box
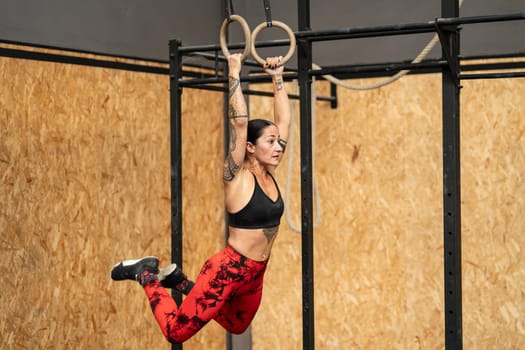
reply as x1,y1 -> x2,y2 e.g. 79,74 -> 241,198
228,172 -> 284,229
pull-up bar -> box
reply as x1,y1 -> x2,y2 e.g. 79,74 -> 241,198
178,11 -> 525,83
179,12 -> 525,56
177,60 -> 449,88
294,12 -> 525,41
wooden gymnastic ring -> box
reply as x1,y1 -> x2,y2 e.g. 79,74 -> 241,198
250,20 -> 296,66
219,15 -> 251,61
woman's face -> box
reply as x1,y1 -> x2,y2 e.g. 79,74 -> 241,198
251,124 -> 283,166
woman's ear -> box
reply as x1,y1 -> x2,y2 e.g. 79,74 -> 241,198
246,141 -> 255,154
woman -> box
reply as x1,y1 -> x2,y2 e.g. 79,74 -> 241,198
111,53 -> 290,343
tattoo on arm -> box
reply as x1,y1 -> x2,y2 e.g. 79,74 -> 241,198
229,96 -> 248,119
228,75 -> 248,118
223,154 -> 240,181
229,76 -> 240,98
224,76 -> 247,181
262,226 -> 279,243
229,113 -> 248,119
223,122 -> 241,181
274,78 -> 284,91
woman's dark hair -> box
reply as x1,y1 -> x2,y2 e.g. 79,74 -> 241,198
247,118 -> 275,144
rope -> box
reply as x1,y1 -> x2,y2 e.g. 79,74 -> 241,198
284,80 -> 321,233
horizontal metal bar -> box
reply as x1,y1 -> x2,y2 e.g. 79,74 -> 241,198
460,51 -> 525,61
436,12 -> 525,26
311,60 -> 448,76
186,51 -> 270,69
246,89 -> 335,103
0,46 -> 169,74
460,72 -> 525,79
295,12 -> 525,42
179,39 -> 290,54
461,61 -> 525,72
179,56 -> 525,86
179,72 -> 297,87
182,83 -> 334,103
179,59 -> 448,87
295,24 -> 435,41
178,12 -> 525,55
0,38 -> 167,64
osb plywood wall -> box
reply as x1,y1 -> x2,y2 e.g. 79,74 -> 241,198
460,77 -> 525,348
250,74 -> 524,349
1,49 -> 524,350
0,50 -> 225,350
251,76 -> 446,350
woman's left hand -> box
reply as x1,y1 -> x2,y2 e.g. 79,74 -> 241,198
264,56 -> 284,76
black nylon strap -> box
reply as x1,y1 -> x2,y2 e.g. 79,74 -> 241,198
263,0 -> 273,26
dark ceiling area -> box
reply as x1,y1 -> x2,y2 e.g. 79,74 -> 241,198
0,0 -> 523,70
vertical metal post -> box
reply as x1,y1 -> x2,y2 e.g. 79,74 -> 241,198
297,1 -> 315,349
441,0 -> 463,349
169,39 -> 184,350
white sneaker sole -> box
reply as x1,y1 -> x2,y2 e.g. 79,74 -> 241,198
158,263 -> 178,280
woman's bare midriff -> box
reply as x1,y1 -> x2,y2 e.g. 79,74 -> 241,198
227,226 -> 280,261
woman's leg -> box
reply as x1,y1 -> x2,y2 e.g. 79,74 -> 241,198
211,245 -> 267,334
141,246 -> 267,342
142,252 -> 235,343
143,277 -> 220,343
213,280 -> 264,334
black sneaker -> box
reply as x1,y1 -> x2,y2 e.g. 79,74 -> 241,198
158,264 -> 186,288
158,264 -> 195,294
111,256 -> 160,282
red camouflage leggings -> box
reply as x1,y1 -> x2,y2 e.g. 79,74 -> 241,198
143,245 -> 268,343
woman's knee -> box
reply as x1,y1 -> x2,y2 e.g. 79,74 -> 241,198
165,316 -> 207,343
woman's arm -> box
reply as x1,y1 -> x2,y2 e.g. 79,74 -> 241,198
223,54 -> 249,182
264,56 -> 291,150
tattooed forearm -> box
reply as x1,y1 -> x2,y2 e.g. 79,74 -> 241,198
228,75 -> 248,118
229,121 -> 238,149
223,154 -> 240,181
274,78 -> 284,91
229,76 -> 240,98
262,226 -> 279,243
223,126 -> 240,181
224,75 -> 247,181
229,100 -> 249,118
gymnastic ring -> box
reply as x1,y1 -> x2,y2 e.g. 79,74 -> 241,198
250,20 -> 296,67
219,15 -> 251,62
